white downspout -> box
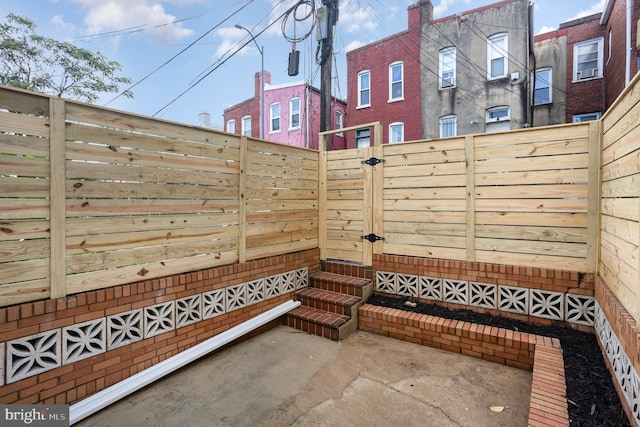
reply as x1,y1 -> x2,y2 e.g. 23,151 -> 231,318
69,300 -> 301,425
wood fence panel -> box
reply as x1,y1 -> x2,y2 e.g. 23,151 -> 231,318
0,89 -> 52,305
600,74 -> 640,323
244,139 -> 319,261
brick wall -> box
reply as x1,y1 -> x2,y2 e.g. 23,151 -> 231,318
595,276 -> 640,425
0,249 -> 320,405
373,254 -> 595,331
603,0 -> 628,108
562,15 -> 606,121
345,4 -> 422,147
223,71 -> 272,137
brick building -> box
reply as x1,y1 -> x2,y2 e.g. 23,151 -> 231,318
223,71 -> 346,150
344,1 -> 424,148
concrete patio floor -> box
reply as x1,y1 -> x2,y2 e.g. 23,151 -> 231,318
76,325 -> 532,427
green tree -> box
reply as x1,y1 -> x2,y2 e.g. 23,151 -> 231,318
0,13 -> 133,103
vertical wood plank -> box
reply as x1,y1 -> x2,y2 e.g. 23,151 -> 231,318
362,147 -> 373,266
318,151 -> 328,261
49,98 -> 66,299
373,122 -> 382,147
587,121 -> 601,274
372,144 -> 385,259
465,135 -> 476,263
239,136 -> 248,263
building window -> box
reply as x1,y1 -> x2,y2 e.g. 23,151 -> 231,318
487,33 -> 508,79
227,119 -> 236,134
486,106 -> 510,132
289,98 -> 300,129
574,38 -> 603,81
533,68 -> 552,105
270,103 -> 280,132
358,70 -> 370,108
355,128 -> 371,148
241,116 -> 251,136
439,115 -> 457,137
335,111 -> 343,136
389,62 -> 403,101
439,47 -> 456,89
389,122 -> 404,143
573,112 -> 601,122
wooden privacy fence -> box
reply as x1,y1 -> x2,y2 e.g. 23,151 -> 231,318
320,121 -> 600,273
0,86 -> 319,307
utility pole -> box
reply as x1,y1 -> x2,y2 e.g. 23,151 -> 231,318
319,0 -> 339,136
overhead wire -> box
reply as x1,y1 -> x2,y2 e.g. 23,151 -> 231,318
103,0 -> 255,107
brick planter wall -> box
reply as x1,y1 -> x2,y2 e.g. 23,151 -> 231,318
594,277 -> 640,425
372,254 -> 595,331
359,304 -> 569,426
0,249 -> 320,405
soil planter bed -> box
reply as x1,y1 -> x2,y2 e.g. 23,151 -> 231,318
364,295 -> 630,427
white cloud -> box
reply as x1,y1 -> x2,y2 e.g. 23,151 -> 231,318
433,0 -> 472,18
73,0 -> 194,45
214,26 -> 257,59
567,0 -> 606,21
339,2 -> 379,34
536,25 -> 557,35
345,39 -> 365,52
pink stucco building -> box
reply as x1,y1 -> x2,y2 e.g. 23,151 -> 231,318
223,71 -> 346,150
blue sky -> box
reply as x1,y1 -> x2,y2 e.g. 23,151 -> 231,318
0,0 -> 606,128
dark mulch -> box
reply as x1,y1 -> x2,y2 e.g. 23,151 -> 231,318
367,294 -> 631,427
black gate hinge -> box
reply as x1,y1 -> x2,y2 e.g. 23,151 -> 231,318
361,157 -> 384,166
361,233 -> 384,243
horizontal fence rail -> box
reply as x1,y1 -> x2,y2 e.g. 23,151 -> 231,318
0,86 -> 319,307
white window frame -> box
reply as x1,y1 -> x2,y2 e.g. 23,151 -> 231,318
573,112 -> 602,122
389,122 -> 404,143
486,106 -> 510,123
487,33 -> 508,80
270,102 -> 280,133
355,128 -> 371,148
335,111 -> 343,136
439,115 -> 457,138
358,70 -> 371,108
533,68 -> 552,105
289,98 -> 300,130
439,47 -> 456,89
241,115 -> 251,136
388,61 -> 404,102
573,37 -> 604,81
227,119 -> 236,134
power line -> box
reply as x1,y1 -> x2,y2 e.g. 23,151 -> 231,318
103,0 -> 255,107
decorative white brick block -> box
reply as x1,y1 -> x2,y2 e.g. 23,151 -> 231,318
418,276 -> 442,301
376,271 -> 396,294
246,278 -> 265,305
226,283 -> 247,312
144,301 -> 175,338
202,289 -> 225,319
176,295 -> 201,328
0,343 -> 4,386
63,318 -> 106,365
108,309 -> 143,350
7,330 -> 61,383
265,275 -> 281,298
498,285 -> 529,314
565,294 -> 595,326
281,271 -> 296,293
469,282 -> 497,309
443,279 -> 468,305
529,289 -> 564,320
396,274 -> 418,297
295,267 -> 309,289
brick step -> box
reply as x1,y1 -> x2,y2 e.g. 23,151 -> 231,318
310,272 -> 373,300
286,306 -> 352,341
296,287 -> 362,317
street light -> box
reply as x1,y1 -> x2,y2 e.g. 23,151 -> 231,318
235,24 -> 265,140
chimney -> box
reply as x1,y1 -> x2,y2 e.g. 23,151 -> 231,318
254,70 -> 272,98
198,111 -> 212,128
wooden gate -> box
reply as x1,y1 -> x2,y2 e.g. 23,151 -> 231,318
319,123 -> 383,266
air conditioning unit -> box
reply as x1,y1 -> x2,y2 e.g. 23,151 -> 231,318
577,68 -> 598,79
441,77 -> 455,88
